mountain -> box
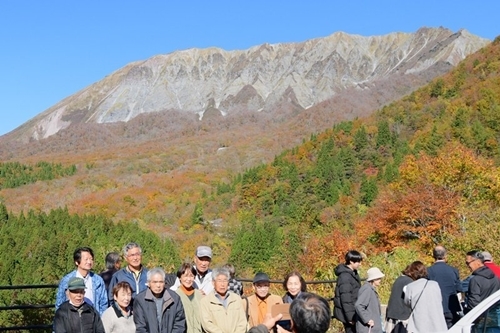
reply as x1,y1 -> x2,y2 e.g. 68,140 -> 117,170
2,27 -> 488,146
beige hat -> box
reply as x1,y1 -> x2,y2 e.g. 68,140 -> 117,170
366,267 -> 385,282
482,251 -> 493,262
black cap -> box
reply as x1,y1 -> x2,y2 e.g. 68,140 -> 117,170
253,272 -> 270,284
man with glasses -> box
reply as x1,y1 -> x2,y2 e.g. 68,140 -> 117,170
244,272 -> 283,330
55,246 -> 108,315
464,250 -> 500,313
200,267 -> 247,333
108,242 -> 149,305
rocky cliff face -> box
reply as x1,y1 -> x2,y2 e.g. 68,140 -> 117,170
9,27 -> 490,142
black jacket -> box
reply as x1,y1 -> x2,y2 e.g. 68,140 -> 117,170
133,287 -> 186,333
53,301 -> 105,333
386,274 -> 413,320
333,264 -> 361,323
467,266 -> 500,312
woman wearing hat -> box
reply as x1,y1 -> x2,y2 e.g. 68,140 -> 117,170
355,267 -> 385,333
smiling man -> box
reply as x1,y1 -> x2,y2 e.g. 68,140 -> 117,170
108,242 -> 149,305
54,277 -> 105,333
245,272 -> 283,330
172,245 -> 214,295
55,247 -> 108,315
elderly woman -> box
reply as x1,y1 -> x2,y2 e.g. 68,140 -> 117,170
282,271 -> 307,304
404,261 -> 447,333
355,267 -> 385,333
174,263 -> 203,333
101,281 -> 135,333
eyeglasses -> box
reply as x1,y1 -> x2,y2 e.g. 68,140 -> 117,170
127,253 -> 142,258
465,259 -> 477,266
215,279 -> 229,284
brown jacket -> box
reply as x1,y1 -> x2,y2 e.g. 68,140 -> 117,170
243,294 -> 283,329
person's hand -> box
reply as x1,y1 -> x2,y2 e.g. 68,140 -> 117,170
199,290 -> 206,296
367,319 -> 374,327
262,313 -> 283,330
276,325 -> 292,333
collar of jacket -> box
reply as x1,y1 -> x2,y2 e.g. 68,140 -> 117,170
144,288 -> 174,312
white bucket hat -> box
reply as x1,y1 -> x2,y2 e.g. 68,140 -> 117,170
366,267 -> 385,282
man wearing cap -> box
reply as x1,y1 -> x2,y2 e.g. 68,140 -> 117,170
483,251 -> 500,278
244,272 -> 283,330
55,246 -> 108,315
172,245 -> 214,295
200,267 -> 247,333
427,245 -> 462,328
108,242 -> 149,305
54,277 -> 105,333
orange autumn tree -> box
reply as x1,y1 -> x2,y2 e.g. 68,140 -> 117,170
356,143 -> 499,253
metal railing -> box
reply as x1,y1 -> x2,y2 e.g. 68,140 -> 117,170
0,284 -> 57,332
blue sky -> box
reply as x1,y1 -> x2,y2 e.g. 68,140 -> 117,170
1,1 -> 499,136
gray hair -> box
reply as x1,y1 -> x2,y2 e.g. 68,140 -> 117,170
147,267 -> 166,281
105,252 -> 121,270
211,267 -> 230,281
123,242 -> 142,257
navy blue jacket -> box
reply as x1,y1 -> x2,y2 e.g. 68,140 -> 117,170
428,261 -> 462,314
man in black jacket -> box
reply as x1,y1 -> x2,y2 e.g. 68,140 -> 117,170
333,250 -> 363,333
53,277 -> 105,333
133,267 -> 186,333
465,250 -> 500,313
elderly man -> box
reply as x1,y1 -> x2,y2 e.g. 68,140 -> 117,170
54,277 -> 105,333
133,267 -> 186,333
200,267 -> 247,333
172,245 -> 214,295
108,242 -> 148,305
427,245 -> 462,328
249,292 -> 331,333
465,250 -> 500,313
55,247 -> 108,315
245,272 -> 283,329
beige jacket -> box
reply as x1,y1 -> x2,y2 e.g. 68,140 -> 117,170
200,291 -> 247,333
243,294 -> 283,329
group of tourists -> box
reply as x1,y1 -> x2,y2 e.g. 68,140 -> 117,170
333,247 -> 500,333
53,242 -> 500,333
52,243 -> 330,333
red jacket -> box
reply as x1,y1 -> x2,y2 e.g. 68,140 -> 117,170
485,262 -> 500,278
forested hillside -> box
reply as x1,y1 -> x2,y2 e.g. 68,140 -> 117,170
1,35 -> 499,329
0,204 -> 179,327
203,36 -> 500,282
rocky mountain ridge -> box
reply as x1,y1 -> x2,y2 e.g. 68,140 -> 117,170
6,27 -> 489,143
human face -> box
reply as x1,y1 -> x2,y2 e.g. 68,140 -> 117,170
465,255 -> 480,271
68,289 -> 85,306
253,282 -> 270,298
114,287 -> 132,311
194,256 -> 211,274
148,273 -> 165,295
213,274 -> 229,297
76,251 -> 94,273
125,247 -> 142,270
350,261 -> 362,271
371,278 -> 382,287
180,270 -> 195,289
286,275 -> 302,297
